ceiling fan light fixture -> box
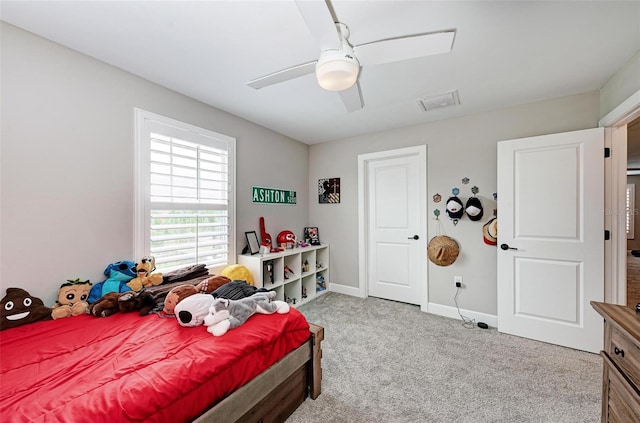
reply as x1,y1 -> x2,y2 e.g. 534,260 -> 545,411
315,50 -> 360,91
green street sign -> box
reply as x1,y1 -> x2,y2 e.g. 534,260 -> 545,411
251,186 -> 297,205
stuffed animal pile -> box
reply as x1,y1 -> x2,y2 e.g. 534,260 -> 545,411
2,258 -> 272,332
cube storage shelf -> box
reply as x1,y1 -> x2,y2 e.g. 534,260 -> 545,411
238,244 -> 329,307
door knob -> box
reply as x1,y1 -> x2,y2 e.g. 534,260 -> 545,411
500,243 -> 518,251
408,235 -> 419,240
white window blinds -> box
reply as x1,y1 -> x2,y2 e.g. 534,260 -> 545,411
135,109 -> 236,273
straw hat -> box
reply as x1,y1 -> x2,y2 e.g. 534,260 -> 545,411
482,218 -> 498,245
427,235 -> 460,266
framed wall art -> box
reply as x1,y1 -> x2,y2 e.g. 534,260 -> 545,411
318,178 -> 340,204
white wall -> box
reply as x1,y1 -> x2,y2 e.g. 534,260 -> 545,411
308,91 -> 600,316
0,22 -> 309,305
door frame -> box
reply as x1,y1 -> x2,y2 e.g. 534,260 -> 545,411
357,145 -> 429,311
601,88 -> 640,305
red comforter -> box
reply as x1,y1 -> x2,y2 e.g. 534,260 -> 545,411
0,308 -> 310,422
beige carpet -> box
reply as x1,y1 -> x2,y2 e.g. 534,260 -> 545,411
289,292 -> 601,423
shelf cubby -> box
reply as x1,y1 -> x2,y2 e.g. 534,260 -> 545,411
238,244 -> 329,307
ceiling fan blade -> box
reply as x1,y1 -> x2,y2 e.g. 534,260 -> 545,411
246,61 -> 317,89
295,0 -> 342,51
338,82 -> 364,113
355,30 -> 456,67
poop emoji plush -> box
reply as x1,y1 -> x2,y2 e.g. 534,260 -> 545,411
127,256 -> 163,292
0,288 -> 52,331
203,291 -> 290,336
162,276 -> 231,315
51,279 -> 93,319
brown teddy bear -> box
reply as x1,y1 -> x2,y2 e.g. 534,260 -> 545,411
89,290 -> 155,318
0,288 -> 52,331
127,256 -> 163,291
51,279 -> 93,319
163,275 -> 231,315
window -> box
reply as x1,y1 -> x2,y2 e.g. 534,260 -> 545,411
627,183 -> 635,240
134,109 -> 236,273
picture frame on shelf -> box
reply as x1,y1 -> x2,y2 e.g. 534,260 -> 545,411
245,231 -> 260,255
304,227 -> 321,245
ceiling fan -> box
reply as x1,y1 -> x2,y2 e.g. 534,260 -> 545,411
246,0 -> 456,112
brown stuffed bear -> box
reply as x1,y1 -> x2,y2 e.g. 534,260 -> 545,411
163,275 -> 231,315
51,279 -> 93,320
1,288 -> 52,331
89,290 -> 155,318
127,256 -> 163,292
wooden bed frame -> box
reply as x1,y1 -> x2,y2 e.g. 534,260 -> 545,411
194,323 -> 324,423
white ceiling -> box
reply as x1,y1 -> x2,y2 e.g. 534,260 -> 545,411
1,0 -> 639,145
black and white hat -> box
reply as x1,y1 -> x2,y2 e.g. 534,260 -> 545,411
446,196 -> 464,220
465,197 -> 484,221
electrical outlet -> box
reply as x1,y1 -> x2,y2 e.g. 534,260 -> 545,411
454,275 -> 462,288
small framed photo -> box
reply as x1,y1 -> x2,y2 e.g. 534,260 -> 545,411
304,227 -> 321,245
245,231 -> 260,255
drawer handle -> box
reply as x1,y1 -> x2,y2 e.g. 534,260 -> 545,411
614,346 -> 625,357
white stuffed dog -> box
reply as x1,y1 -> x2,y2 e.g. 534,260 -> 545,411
203,291 -> 289,336
174,293 -> 215,327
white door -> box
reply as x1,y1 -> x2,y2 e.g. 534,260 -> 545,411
358,146 -> 427,306
497,127 -> 604,353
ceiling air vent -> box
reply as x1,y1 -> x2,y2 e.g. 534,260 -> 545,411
417,90 -> 460,112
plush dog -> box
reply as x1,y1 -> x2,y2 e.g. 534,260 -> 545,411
173,280 -> 269,327
162,275 -> 231,315
174,294 -> 216,327
51,279 -> 93,319
127,256 -> 163,292
88,260 -> 135,303
0,288 -> 52,331
89,290 -> 155,318
203,291 -> 289,336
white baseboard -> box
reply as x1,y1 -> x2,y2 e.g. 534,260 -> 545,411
321,288 -> 498,327
328,283 -> 364,298
427,302 -> 498,328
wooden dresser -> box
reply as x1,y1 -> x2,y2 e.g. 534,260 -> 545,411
591,301 -> 640,423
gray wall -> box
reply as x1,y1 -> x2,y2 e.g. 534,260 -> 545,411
308,91 -> 601,316
600,50 -> 640,119
2,20 -> 637,318
0,22 -> 309,304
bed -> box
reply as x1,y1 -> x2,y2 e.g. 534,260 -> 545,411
0,301 -> 324,423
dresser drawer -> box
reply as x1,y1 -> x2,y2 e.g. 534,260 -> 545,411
602,352 -> 640,423
609,327 -> 640,391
